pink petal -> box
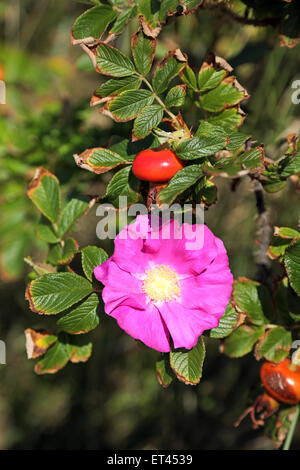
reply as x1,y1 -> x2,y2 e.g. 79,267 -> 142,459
109,303 -> 170,352
158,301 -> 219,350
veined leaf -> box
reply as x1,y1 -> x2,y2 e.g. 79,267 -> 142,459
81,246 -> 108,281
165,85 -> 186,107
170,337 -> 205,385
233,279 -> 267,326
108,89 -> 155,121
104,166 -> 141,207
94,76 -> 141,99
57,199 -> 89,238
96,44 -> 135,77
131,31 -> 156,76
72,5 -> 117,41
210,304 -> 239,339
133,104 -> 164,139
198,67 -> 226,92
27,168 -> 61,223
176,136 -> 226,160
26,272 -> 93,315
36,224 -> 59,244
285,241 -> 300,296
47,238 -> 78,266
159,165 -> 203,204
74,147 -> 127,174
57,293 -> 100,334
223,325 -> 264,358
110,6 -> 137,34
255,327 -> 292,363
202,80 -> 246,113
152,51 -> 186,94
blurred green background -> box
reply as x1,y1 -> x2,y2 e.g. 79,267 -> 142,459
0,0 -> 299,450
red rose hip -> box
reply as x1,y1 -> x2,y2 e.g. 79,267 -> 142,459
132,149 -> 184,183
260,358 -> 300,404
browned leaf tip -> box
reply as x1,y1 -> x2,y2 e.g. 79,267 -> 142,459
27,167 -> 58,198
25,281 -> 50,315
74,148 -> 123,174
139,16 -> 162,38
131,29 -> 156,61
201,52 -> 233,73
156,370 -> 172,388
25,328 -> 57,359
70,348 -> 91,363
178,0 -> 204,15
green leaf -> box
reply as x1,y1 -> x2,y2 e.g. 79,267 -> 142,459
196,121 -> 227,137
181,65 -> 197,91
268,237 -> 292,260
153,54 -> 185,94
26,273 -> 93,315
27,168 -> 61,223
95,76 -> 141,99
180,0 -> 201,12
263,180 -> 287,193
233,279 -> 267,325
279,152 -> 300,178
36,224 -> 59,244
109,89 -> 155,121
165,85 -> 186,107
104,166 -> 140,206
202,82 -> 245,113
159,0 -> 178,22
156,356 -> 174,387
255,327 -> 292,363
159,165 -> 203,204
34,334 -> 92,374
169,337 -> 205,385
34,337 -> 71,374
96,44 -> 135,77
176,136 -> 226,160
110,6 -> 136,34
68,338 -> 93,363
226,132 -> 249,151
72,5 -> 117,41
133,105 -> 163,139
275,227 -> 300,239
210,304 -> 239,339
57,199 -> 89,238
57,293 -> 99,334
207,108 -> 245,129
131,31 -> 156,76
237,148 -> 263,169
195,179 -> 218,206
198,67 -> 226,92
138,0 -> 161,32
285,241 -> 300,296
81,246 -> 108,281
223,325 -> 264,358
74,147 -> 127,174
47,238 -> 78,266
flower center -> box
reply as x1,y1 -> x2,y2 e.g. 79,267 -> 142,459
142,264 -> 181,302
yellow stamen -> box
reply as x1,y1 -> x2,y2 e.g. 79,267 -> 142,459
142,264 -> 181,302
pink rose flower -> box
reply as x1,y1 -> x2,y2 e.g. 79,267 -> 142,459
94,215 -> 233,352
